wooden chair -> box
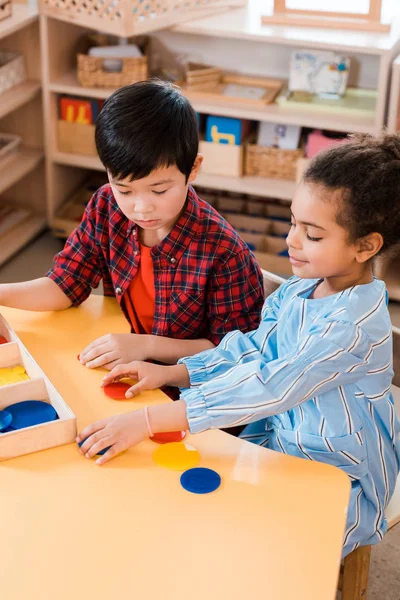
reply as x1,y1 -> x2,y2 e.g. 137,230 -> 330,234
261,268 -> 285,298
260,270 -> 400,599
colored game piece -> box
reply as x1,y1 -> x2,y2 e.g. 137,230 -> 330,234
180,467 -> 221,495
6,400 -> 58,430
77,354 -> 80,361
150,430 -> 186,444
0,335 -> 8,344
1,426 -> 14,433
0,409 -> 12,432
103,382 -> 131,400
78,438 -> 111,456
0,366 -> 29,386
152,442 -> 200,471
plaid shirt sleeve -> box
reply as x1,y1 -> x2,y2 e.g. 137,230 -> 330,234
46,195 -> 103,306
206,248 -> 264,345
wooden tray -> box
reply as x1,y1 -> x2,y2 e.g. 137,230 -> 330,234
184,73 -> 284,107
0,313 -> 76,461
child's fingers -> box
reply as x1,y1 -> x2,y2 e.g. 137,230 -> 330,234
101,363 -> 136,386
86,351 -> 116,369
80,342 -> 109,365
76,420 -> 107,444
84,435 -> 114,459
125,379 -> 148,398
95,442 -> 125,466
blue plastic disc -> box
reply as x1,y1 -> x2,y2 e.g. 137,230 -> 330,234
1,426 -> 14,433
6,401 -> 58,430
180,467 -> 221,495
78,438 -> 111,456
0,409 -> 12,432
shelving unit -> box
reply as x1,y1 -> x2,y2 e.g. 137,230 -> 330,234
379,52 -> 400,301
39,0 -> 400,295
0,4 -> 46,266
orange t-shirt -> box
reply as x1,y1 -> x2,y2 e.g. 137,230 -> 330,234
124,244 -> 155,335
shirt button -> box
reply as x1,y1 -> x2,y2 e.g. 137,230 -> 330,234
133,250 -> 138,255
115,287 -> 122,295
170,257 -> 176,264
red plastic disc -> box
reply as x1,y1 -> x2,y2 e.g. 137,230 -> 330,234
77,354 -> 81,361
103,382 -> 131,400
0,336 -> 8,345
150,430 -> 186,444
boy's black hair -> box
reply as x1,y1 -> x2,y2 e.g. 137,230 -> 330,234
303,133 -> 400,254
95,79 -> 199,182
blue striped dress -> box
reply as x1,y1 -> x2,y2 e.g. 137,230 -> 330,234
179,277 -> 400,555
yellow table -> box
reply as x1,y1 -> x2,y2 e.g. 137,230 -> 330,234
0,296 -> 350,600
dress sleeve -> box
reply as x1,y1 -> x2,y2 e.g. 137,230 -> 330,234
179,281 -> 283,383
180,317 -> 373,434
46,193 -> 103,306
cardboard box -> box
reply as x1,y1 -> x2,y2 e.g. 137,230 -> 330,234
199,139 -> 244,177
57,120 -> 97,156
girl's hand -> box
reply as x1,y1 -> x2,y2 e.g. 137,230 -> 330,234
79,333 -> 152,370
76,410 -> 148,465
101,361 -> 174,398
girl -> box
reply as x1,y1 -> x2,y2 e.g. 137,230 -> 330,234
77,133 -> 400,556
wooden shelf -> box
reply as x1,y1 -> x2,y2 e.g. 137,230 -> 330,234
49,72 -> 375,133
0,4 -> 38,41
53,150 -> 295,200
0,214 -> 46,267
53,151 -> 103,171
49,72 -> 111,100
0,148 -> 44,196
196,172 -> 295,200
0,81 -> 41,121
173,3 -> 400,55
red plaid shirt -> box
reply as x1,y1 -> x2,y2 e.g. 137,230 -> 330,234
47,185 -> 264,345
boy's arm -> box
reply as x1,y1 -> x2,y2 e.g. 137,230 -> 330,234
0,278 -> 72,311
145,335 -> 214,364
46,191 -> 104,307
206,249 -> 264,344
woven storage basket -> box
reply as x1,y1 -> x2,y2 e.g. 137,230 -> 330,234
0,51 -> 27,96
77,54 -> 148,88
245,144 -> 304,180
0,0 -> 11,22
39,0 -> 246,37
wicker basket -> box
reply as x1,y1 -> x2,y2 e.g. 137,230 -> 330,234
0,51 -> 27,97
0,133 -> 21,161
39,0 -> 246,37
0,0 -> 11,22
77,54 -> 148,88
245,144 -> 304,181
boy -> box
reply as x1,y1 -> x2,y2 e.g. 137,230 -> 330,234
0,80 -> 263,368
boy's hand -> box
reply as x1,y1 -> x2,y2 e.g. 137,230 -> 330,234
79,333 -> 151,369
76,410 -> 148,465
101,361 -> 175,398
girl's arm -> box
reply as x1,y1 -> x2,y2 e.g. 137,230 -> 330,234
181,318 -> 374,433
77,316 -> 375,464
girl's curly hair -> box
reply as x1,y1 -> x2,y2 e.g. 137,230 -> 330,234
303,133 -> 400,254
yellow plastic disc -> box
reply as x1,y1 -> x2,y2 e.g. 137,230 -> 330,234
152,442 -> 200,471
0,366 -> 29,386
